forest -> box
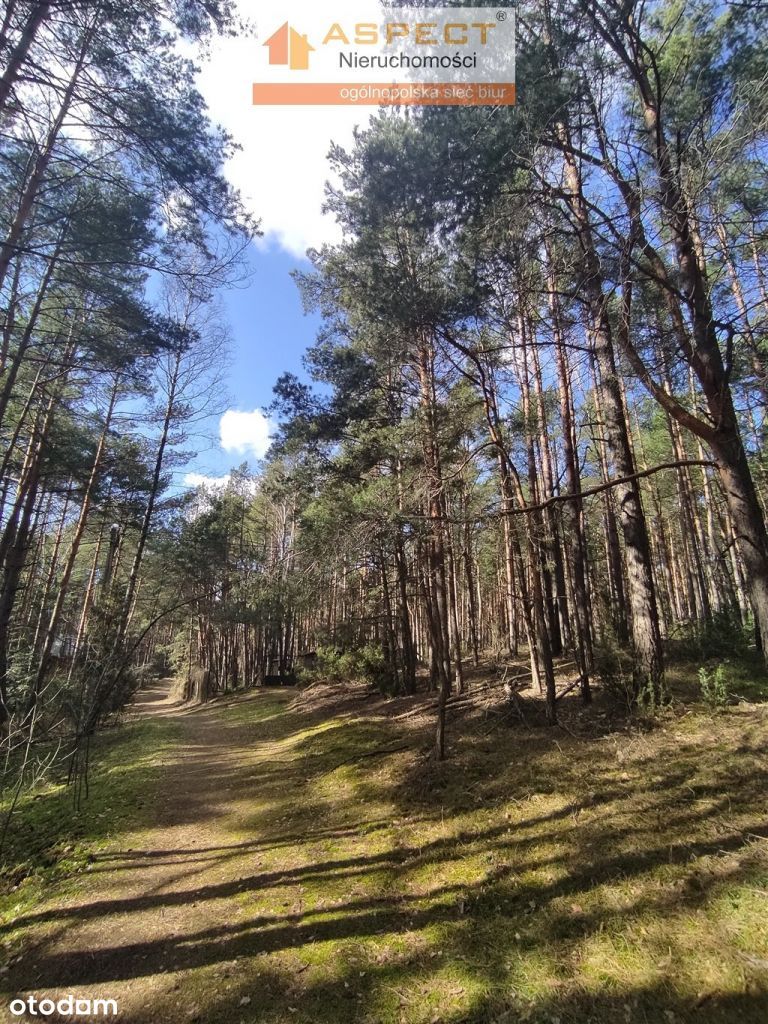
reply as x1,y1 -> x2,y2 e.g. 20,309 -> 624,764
1,0 -> 767,1022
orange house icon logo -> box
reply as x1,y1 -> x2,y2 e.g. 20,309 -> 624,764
263,22 -> 315,71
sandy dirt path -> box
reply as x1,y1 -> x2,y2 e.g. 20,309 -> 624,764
3,680 -> 314,1023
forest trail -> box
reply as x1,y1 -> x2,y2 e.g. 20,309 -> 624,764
3,680 -> 318,1022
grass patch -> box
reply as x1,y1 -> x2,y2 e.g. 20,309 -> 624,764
667,649 -> 768,705
2,671 -> 767,1023
0,716 -> 180,926
180,681 -> 768,1023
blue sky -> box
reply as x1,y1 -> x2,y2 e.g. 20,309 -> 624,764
183,242 -> 320,483
178,1 -> 378,489
225,245 -> 314,413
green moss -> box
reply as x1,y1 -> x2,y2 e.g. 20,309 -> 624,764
0,717 -> 181,926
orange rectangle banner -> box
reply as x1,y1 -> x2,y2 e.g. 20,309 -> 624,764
252,82 -> 515,106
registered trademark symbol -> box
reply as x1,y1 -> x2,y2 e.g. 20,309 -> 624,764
496,10 -> 508,20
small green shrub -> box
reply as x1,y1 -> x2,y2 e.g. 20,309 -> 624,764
671,608 -> 751,661
308,644 -> 389,689
313,646 -> 352,682
593,636 -> 635,709
594,633 -> 667,711
698,661 -> 731,709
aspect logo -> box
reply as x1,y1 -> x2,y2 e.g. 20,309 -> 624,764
263,22 -> 315,71
253,7 -> 516,107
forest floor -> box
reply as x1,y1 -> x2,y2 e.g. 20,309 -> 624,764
1,665 -> 768,1024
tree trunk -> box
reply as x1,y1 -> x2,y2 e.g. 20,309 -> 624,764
26,379 -> 119,712
547,253 -> 593,701
559,138 -> 664,697
0,1 -> 50,118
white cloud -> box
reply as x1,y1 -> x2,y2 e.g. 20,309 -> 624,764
219,409 -> 274,459
183,471 -> 259,498
195,1 -> 380,257
183,472 -> 232,491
